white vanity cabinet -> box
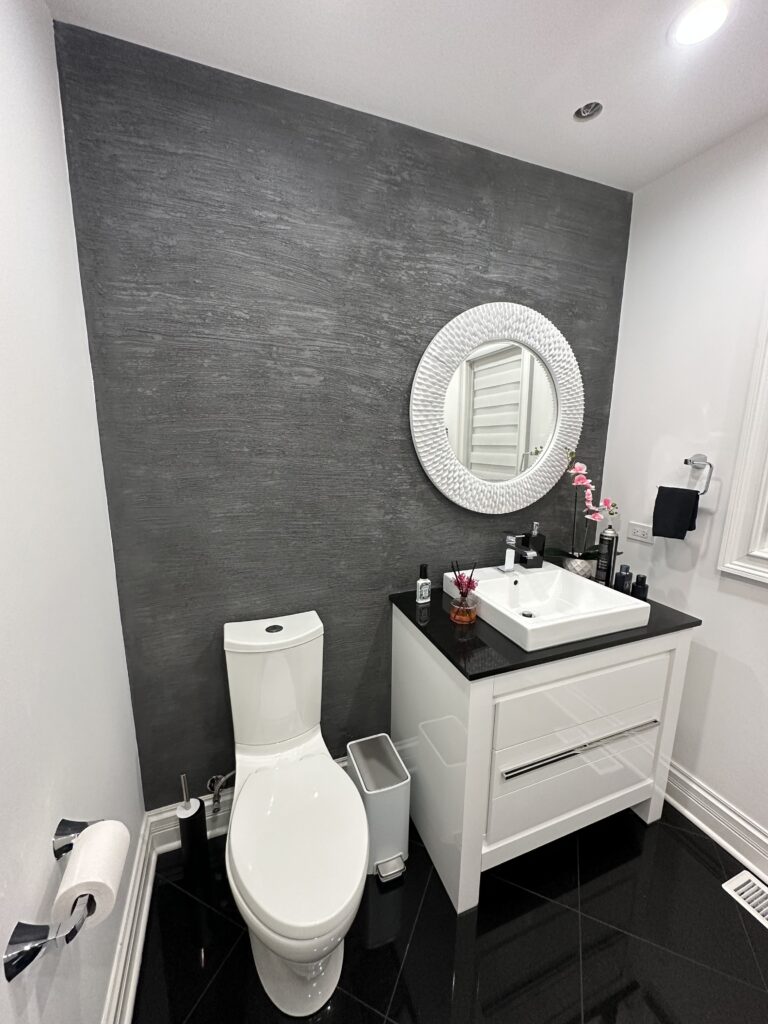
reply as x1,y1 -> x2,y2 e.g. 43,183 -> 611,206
390,597 -> 700,913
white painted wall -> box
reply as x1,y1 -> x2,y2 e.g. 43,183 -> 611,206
0,0 -> 144,1021
604,116 -> 768,837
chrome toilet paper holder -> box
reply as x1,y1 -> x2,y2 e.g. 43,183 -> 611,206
3,894 -> 94,982
53,817 -> 101,859
4,818 -> 99,982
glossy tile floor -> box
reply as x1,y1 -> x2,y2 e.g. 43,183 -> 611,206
132,804 -> 768,1023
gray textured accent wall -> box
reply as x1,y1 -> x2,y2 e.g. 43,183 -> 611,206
56,24 -> 632,809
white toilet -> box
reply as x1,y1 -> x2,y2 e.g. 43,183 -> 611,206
223,611 -> 369,1017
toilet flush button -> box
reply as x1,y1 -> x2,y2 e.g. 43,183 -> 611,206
265,625 -> 283,633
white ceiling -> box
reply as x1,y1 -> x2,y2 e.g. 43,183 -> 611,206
46,0 -> 768,191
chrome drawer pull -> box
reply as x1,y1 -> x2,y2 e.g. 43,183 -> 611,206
500,718 -> 660,781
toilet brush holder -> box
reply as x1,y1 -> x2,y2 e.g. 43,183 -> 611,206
176,773 -> 210,876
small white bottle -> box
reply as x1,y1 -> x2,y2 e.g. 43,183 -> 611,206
416,563 -> 431,604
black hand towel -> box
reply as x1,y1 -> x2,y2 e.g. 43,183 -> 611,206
653,487 -> 699,539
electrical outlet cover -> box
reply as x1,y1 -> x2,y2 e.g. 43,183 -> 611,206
628,521 -> 653,544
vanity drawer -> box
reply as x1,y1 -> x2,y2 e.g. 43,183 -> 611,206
492,652 -> 668,750
486,724 -> 658,845
491,699 -> 661,788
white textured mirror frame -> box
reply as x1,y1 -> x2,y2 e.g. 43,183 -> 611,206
410,302 -> 584,514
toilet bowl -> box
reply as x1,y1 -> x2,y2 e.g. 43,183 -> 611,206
223,612 -> 369,1016
226,751 -> 368,1015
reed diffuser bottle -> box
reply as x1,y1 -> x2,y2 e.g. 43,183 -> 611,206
448,561 -> 479,624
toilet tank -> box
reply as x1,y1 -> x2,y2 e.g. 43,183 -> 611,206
224,611 -> 324,747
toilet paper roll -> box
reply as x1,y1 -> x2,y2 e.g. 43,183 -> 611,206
52,819 -> 130,929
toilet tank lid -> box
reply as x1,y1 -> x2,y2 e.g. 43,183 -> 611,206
224,611 -> 323,653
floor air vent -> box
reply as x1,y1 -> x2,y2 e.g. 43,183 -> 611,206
723,870 -> 768,929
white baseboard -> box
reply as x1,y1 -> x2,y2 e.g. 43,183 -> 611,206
666,761 -> 768,883
102,790 -> 234,1024
100,814 -> 155,1024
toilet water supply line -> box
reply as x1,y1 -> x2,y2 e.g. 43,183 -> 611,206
207,770 -> 236,814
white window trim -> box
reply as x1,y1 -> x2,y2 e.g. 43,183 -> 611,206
718,300 -> 768,584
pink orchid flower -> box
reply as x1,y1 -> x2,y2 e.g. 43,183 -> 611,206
586,511 -> 604,521
601,497 -> 613,509
572,474 -> 590,486
453,572 -> 478,597
568,462 -> 587,475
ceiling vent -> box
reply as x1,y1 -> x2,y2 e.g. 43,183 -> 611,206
573,102 -> 603,122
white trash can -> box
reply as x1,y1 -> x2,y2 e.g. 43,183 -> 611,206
347,733 -> 411,883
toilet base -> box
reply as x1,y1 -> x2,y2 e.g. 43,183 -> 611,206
247,929 -> 344,1017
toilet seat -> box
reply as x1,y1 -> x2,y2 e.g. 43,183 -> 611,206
228,754 -> 368,941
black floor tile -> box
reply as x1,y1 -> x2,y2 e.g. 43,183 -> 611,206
473,876 -> 582,1024
156,834 -> 243,926
132,874 -> 244,1024
659,802 -> 698,832
734,907 -> 768,993
337,839 -> 433,1016
389,873 -> 582,1024
580,914 -> 768,1023
387,869 -> 478,1024
715,845 -> 768,991
186,934 -> 387,1023
578,809 -> 765,989
487,830 -> 579,908
134,808 -> 768,1024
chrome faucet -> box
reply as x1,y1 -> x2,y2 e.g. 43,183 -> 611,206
499,527 -> 545,572
499,535 -> 524,573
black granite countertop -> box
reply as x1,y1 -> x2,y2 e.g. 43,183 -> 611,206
389,589 -> 702,681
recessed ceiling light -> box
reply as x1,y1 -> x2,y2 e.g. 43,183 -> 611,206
573,102 -> 603,122
671,0 -> 730,45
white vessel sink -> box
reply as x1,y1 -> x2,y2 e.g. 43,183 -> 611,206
443,562 -> 650,652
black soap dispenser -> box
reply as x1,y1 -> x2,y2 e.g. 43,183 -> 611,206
523,521 -> 546,555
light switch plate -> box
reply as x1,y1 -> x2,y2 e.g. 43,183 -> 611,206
628,521 -> 653,544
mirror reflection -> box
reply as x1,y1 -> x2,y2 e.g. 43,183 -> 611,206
444,341 -> 557,481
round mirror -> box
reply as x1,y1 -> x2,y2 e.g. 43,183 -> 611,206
410,302 -> 583,514
443,341 -> 557,482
